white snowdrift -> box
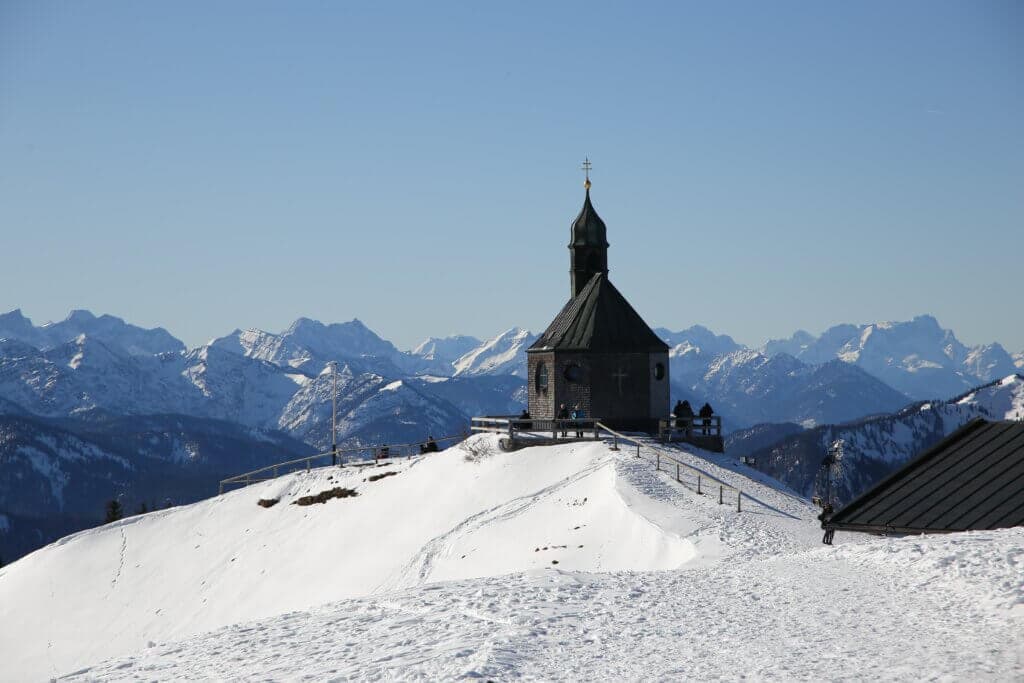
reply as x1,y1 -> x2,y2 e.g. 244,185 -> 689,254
63,528 -> 1024,681
2,435 -> 810,680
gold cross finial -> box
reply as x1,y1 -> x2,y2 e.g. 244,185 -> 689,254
581,157 -> 592,190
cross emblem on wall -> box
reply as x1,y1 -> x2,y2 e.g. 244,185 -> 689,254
612,367 -> 628,395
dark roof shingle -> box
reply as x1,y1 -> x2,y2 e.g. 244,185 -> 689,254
829,419 -> 1024,533
528,273 -> 668,354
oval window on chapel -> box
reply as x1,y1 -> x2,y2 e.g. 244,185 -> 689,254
653,363 -> 666,381
564,363 -> 583,383
536,362 -> 549,392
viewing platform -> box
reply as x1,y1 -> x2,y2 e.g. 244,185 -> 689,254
470,416 -> 602,451
658,416 -> 725,453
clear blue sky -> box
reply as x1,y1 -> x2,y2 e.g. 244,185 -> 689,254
2,1 -> 1021,351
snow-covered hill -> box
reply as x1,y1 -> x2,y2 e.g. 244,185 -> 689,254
0,434 -> 822,679
751,374 -> 1024,504
2,435 -> 1021,681
0,411 -> 312,562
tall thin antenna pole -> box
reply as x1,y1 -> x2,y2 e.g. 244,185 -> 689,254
331,361 -> 338,467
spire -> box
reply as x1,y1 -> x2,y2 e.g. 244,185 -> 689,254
569,158 -> 609,297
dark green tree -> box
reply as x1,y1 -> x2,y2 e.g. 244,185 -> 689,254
104,499 -> 123,524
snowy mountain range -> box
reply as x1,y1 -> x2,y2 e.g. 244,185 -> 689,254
1,308 -> 1020,563
761,315 -> 1018,399
735,373 -> 1024,506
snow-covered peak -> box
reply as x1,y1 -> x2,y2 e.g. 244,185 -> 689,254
410,335 -> 482,364
759,315 -> 1012,399
655,325 -> 742,358
452,328 -> 536,378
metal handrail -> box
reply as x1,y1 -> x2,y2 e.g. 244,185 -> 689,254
218,432 -> 468,494
595,421 -> 744,512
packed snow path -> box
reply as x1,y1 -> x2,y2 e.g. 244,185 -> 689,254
64,530 -> 1024,681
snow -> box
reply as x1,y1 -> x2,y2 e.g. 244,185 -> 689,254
61,529 -> 1024,681
1,435 -> 1020,680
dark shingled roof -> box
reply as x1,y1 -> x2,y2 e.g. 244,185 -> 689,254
828,419 -> 1024,534
569,188 -> 609,248
529,273 -> 669,353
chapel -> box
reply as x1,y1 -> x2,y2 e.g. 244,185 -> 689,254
526,165 -> 670,432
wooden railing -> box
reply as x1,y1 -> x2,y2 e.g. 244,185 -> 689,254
218,432 -> 468,494
471,416 -> 601,441
596,422 -> 744,512
659,415 -> 722,440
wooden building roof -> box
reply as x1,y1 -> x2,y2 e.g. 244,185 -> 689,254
529,272 -> 669,354
827,419 -> 1024,534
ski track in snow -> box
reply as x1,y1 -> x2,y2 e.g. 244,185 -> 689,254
375,452 -> 616,593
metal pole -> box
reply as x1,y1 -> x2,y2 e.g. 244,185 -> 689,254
656,453 -> 660,471
719,485 -> 723,505
737,490 -> 742,512
331,361 -> 338,466
676,464 -> 680,482
636,443 -> 640,458
697,475 -> 701,495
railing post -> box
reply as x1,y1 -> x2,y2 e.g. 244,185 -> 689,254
697,475 -> 701,495
219,483 -> 224,495
737,490 -> 742,512
273,466 -> 278,478
246,474 -> 251,487
306,459 -> 311,472
636,443 -> 640,458
676,463 -> 680,482
656,453 -> 660,471
719,485 -> 723,505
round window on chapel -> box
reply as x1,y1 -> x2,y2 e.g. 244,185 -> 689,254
564,363 -> 583,383
536,362 -> 549,392
653,363 -> 666,381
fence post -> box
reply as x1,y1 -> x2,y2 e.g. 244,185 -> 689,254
656,453 -> 660,471
219,482 -> 224,496
636,443 -> 640,458
697,475 -> 702,495
737,490 -> 742,512
676,463 -> 680,482
719,485 -> 723,505
246,474 -> 251,487
306,459 -> 311,472
273,466 -> 278,478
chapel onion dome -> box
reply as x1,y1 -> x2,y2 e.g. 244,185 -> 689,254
569,182 -> 609,248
